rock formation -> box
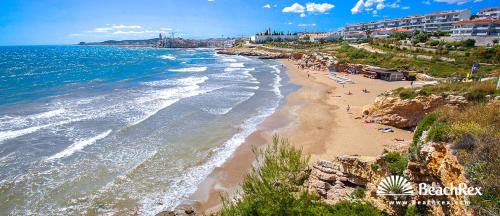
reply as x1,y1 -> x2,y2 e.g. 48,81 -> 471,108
307,131 -> 473,215
362,94 -> 468,129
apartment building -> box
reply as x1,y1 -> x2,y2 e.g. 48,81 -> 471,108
371,27 -> 414,38
477,7 -> 500,20
344,9 -> 471,34
452,19 -> 500,37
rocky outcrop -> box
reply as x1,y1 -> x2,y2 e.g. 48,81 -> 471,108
216,48 -> 289,59
155,202 -> 198,216
362,94 -> 468,129
307,132 -> 472,215
406,131 -> 472,216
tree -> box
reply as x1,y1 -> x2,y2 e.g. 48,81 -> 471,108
390,32 -> 409,40
412,32 -> 429,45
462,39 -> 475,48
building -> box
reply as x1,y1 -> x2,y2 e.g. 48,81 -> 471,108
371,27 -> 414,38
250,34 -> 298,43
477,7 -> 500,20
250,28 -> 298,43
343,31 -> 368,41
344,9 -> 471,35
364,67 -> 405,81
452,19 -> 500,37
299,31 -> 343,42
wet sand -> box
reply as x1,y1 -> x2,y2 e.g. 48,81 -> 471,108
190,59 -> 413,213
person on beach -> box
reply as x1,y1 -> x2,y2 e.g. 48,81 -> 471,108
308,73 -> 310,78
411,81 -> 414,88
347,105 -> 350,112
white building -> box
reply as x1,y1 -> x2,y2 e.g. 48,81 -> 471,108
343,31 -> 368,41
299,31 -> 343,42
250,34 -> 298,43
452,19 -> 500,37
477,7 -> 500,20
344,9 -> 471,34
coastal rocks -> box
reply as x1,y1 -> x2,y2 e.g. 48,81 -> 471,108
293,52 -> 338,70
216,48 -> 289,59
155,202 -> 199,216
363,94 -> 468,129
416,73 -> 438,81
406,134 -> 472,216
308,157 -> 377,205
363,95 -> 445,129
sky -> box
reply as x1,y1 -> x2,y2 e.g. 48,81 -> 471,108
0,0 -> 498,45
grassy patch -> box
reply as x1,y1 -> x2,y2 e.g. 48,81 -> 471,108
383,152 -> 408,175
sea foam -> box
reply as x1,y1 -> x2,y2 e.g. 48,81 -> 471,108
168,67 -> 208,72
45,129 -> 112,161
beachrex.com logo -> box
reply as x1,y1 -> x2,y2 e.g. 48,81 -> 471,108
376,175 -> 414,196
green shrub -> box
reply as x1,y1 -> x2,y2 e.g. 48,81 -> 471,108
417,88 -> 432,96
405,205 -> 418,216
384,152 -> 408,175
350,187 -> 366,199
466,90 -> 487,102
399,88 -> 417,100
427,121 -> 449,142
371,163 -> 381,172
218,136 -> 383,216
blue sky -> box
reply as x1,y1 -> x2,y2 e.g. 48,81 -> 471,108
0,0 -> 497,45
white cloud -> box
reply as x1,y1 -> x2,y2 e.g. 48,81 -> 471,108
111,25 -> 142,29
401,6 -> 410,9
432,0 -> 474,4
263,4 -> 271,8
300,13 -> 306,17
208,0 -> 215,1
351,0 -> 365,14
306,3 -> 335,13
352,0 -> 408,14
282,3 -> 305,13
288,22 -> 293,25
298,23 -> 316,27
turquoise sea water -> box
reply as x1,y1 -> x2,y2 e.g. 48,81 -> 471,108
0,46 -> 293,215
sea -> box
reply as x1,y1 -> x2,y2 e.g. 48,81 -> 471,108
0,45 -> 294,215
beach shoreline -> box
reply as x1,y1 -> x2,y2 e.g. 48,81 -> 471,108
190,58 -> 414,214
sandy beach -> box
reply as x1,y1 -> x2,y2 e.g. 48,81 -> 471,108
191,58 -> 413,213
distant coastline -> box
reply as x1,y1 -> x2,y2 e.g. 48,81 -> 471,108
79,37 -> 235,48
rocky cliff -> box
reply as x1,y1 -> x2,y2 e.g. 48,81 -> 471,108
307,131 -> 473,215
362,94 -> 468,129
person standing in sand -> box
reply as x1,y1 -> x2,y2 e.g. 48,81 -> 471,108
347,105 -> 350,112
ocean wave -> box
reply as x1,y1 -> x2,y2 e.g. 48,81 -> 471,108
159,55 -> 176,60
221,58 -> 237,63
131,76 -> 210,126
271,65 -> 283,98
0,117 -> 87,143
142,76 -> 208,87
45,129 -> 112,161
224,67 -> 255,72
168,67 -> 208,72
228,63 -> 245,68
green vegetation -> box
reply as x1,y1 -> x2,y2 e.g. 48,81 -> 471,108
383,152 -> 408,175
410,104 -> 500,215
350,187 -> 366,199
393,87 -> 417,100
392,80 -> 499,104
331,43 -> 498,77
218,135 -> 383,216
